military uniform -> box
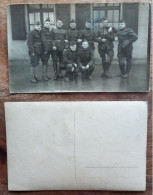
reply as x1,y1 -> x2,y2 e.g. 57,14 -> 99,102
95,26 -> 115,77
77,47 -> 95,80
68,29 -> 79,44
117,21 -> 138,77
79,29 -> 95,51
27,26 -> 42,82
51,27 -> 68,79
41,27 -> 52,80
60,47 -> 79,81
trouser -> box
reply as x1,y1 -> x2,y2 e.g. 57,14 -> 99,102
80,65 -> 94,80
60,63 -> 79,80
51,50 -> 63,77
41,50 -> 52,79
99,48 -> 114,73
29,52 -> 41,68
117,45 -> 133,75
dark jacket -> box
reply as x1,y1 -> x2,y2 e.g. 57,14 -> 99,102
117,28 -> 138,48
41,28 -> 52,53
77,48 -> 95,68
67,29 -> 79,43
79,28 -> 95,49
62,49 -> 77,65
95,27 -> 115,50
27,29 -> 42,54
51,28 -> 68,51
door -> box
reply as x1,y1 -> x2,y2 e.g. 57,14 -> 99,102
56,4 -> 70,29
123,3 -> 138,34
75,4 -> 91,30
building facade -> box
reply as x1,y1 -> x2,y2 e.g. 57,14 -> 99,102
8,3 -> 149,64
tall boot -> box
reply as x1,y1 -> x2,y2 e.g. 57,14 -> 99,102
125,59 -> 132,75
47,66 -> 51,79
30,68 -> 37,83
42,66 -> 48,81
101,61 -> 106,77
34,67 -> 41,82
105,62 -> 111,78
53,62 -> 58,80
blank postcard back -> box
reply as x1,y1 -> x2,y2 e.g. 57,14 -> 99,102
5,101 -> 147,191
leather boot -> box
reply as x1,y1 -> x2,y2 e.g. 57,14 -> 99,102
30,68 -> 37,83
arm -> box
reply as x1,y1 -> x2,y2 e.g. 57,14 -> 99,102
77,51 -> 83,68
41,29 -> 48,53
105,31 -> 115,42
63,50 -> 75,65
88,51 -> 95,66
128,28 -> 138,43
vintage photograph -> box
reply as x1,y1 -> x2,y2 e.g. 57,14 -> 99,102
7,3 -> 150,93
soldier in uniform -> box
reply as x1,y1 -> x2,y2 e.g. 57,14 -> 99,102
77,41 -> 95,80
51,18 -> 68,80
117,19 -> 138,78
95,18 -> 115,78
67,19 -> 79,44
27,21 -> 42,83
41,18 -> 52,81
79,20 -> 95,51
60,41 -> 79,82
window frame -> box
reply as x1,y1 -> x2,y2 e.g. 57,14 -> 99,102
27,4 -> 55,31
92,3 -> 121,29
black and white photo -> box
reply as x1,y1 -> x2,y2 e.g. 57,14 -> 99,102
7,3 -> 150,93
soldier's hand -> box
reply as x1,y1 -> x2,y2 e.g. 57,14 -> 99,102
108,27 -> 112,33
71,67 -> 74,72
65,40 -> 69,43
74,63 -> 77,68
44,51 -> 47,55
82,66 -> 85,69
52,46 -> 57,50
31,53 -> 35,56
102,38 -> 107,42
77,39 -> 82,43
86,65 -> 89,69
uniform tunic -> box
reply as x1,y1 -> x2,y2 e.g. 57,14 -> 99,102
27,29 -> 42,68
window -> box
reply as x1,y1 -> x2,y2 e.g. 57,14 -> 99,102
92,3 -> 120,29
28,4 -> 55,31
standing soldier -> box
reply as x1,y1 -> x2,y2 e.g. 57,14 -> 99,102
51,19 -> 68,80
60,41 -> 78,81
41,18 -> 52,81
67,19 -> 79,44
79,20 -> 95,51
77,41 -> 95,80
27,21 -> 42,83
117,19 -> 138,78
95,18 -> 115,78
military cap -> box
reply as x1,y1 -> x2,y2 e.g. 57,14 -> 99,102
35,21 -> 41,25
70,19 -> 76,23
119,19 -> 126,23
70,41 -> 76,46
45,18 -> 50,22
86,19 -> 91,23
57,18 -> 62,22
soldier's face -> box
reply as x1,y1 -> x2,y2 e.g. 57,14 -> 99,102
82,42 -> 89,49
70,23 -> 76,29
35,25 -> 41,32
44,21 -> 50,28
119,23 -> 126,30
103,20 -> 108,28
57,21 -> 63,28
85,22 -> 91,29
70,45 -> 77,51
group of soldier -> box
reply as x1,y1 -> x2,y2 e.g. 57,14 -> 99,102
27,17 -> 138,83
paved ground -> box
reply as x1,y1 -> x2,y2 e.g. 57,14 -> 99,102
9,61 -> 150,93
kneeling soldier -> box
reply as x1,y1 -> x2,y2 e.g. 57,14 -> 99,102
60,41 -> 78,82
77,41 -> 95,80
117,19 -> 138,78
27,21 -> 42,83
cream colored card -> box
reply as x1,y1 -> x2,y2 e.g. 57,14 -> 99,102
5,101 -> 147,191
